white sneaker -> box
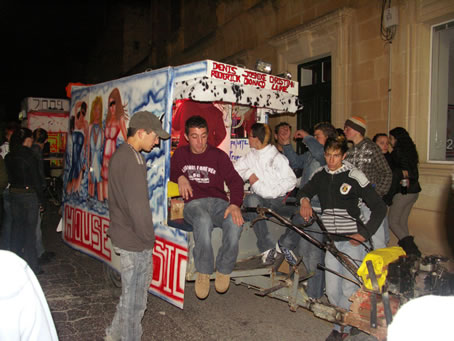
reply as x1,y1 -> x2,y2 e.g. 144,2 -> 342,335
276,241 -> 298,266
261,248 -> 276,265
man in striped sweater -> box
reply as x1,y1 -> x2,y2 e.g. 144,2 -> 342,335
298,136 -> 386,341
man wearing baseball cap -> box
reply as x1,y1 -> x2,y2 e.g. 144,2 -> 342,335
344,115 -> 392,250
106,110 -> 169,341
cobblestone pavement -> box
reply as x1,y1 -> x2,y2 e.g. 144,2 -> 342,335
37,203 -> 377,341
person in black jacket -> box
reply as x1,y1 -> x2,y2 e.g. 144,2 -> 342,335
5,128 -> 44,274
387,127 -> 422,256
298,136 -> 386,341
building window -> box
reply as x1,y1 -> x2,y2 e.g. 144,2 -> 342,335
429,20 -> 454,162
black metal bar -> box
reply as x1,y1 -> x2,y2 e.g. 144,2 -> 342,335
382,291 -> 393,326
366,260 -> 379,329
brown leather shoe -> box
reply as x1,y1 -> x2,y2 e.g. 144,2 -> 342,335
195,273 -> 210,299
215,271 -> 230,294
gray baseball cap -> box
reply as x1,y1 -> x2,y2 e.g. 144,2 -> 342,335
129,111 -> 170,139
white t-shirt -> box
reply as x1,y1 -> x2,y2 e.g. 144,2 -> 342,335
0,250 -> 59,340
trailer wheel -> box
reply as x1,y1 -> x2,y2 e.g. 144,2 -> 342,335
103,263 -> 122,288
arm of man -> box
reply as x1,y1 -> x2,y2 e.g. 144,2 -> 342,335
296,172 -> 321,219
29,156 -> 45,206
302,135 -> 325,165
0,157 -> 8,191
350,169 -> 387,243
282,144 -> 307,170
372,145 -> 393,197
170,148 -> 194,200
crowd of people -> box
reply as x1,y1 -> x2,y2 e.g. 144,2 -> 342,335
0,108 -> 422,341
0,122 -> 56,275
0,122 -> 59,340
169,112 -> 422,341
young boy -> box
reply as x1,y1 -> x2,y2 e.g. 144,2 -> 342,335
297,136 -> 386,341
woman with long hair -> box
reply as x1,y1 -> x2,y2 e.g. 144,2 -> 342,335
388,127 -> 422,256
101,88 -> 128,200
5,128 -> 44,273
88,96 -> 104,201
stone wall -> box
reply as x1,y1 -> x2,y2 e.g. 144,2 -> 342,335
118,0 -> 454,257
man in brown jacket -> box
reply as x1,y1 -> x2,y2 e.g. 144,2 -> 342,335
105,111 -> 169,341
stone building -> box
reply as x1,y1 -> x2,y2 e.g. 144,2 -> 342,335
98,0 -> 454,258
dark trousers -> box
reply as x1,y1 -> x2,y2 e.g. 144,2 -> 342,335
10,191 -> 40,273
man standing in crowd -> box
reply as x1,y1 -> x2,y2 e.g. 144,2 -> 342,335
105,111 -> 170,341
344,116 -> 392,249
273,122 -> 337,299
171,115 -> 244,300
234,123 -> 296,262
31,128 -> 55,264
299,136 -> 386,340
0,121 -> 19,250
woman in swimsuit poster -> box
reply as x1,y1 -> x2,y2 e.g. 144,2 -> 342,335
101,88 -> 128,200
88,96 -> 104,201
66,101 -> 89,194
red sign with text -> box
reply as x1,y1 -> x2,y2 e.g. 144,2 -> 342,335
64,204 -> 112,261
207,61 -> 298,95
150,236 -> 188,309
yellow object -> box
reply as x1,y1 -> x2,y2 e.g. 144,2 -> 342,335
167,181 -> 180,198
357,246 -> 406,290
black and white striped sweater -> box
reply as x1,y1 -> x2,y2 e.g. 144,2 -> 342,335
297,161 -> 386,241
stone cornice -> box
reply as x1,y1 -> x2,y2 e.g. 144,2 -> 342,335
268,7 -> 355,47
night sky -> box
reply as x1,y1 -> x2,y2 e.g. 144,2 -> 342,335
0,3 -> 102,122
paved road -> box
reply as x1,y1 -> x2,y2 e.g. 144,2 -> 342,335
37,204 -> 377,341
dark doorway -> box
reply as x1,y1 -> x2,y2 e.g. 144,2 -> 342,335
296,57 -> 331,152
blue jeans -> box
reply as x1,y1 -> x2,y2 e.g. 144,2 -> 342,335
279,212 -> 325,299
184,197 -> 243,275
360,203 -> 389,249
106,247 -> 153,341
0,189 -> 12,250
9,191 -> 40,273
325,240 -> 367,333
243,193 -> 295,253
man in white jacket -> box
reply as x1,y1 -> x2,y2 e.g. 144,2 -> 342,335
234,123 -> 297,262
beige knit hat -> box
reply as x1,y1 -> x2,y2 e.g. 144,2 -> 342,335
344,116 -> 367,136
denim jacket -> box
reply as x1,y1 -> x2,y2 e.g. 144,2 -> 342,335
282,135 -> 325,208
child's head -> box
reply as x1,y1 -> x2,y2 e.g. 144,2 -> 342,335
324,136 -> 348,171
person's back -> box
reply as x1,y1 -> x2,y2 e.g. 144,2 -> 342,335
0,250 -> 58,341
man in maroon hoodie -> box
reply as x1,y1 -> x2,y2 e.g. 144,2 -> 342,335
171,115 -> 244,300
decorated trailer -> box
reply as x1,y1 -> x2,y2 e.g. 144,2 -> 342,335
62,60 -> 300,309
62,60 -> 454,341
21,97 -> 70,177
